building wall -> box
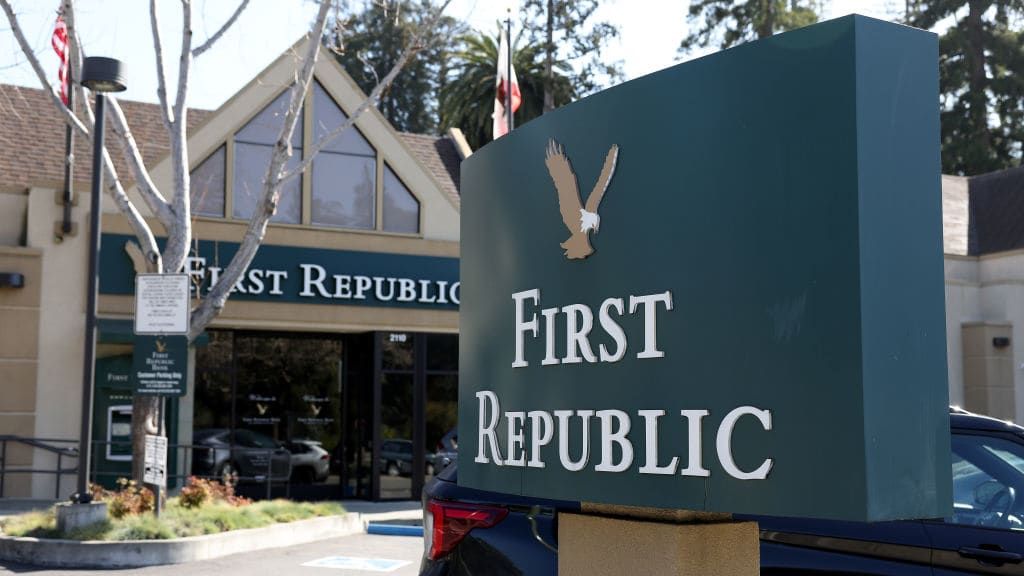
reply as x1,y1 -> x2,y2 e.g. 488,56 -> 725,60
945,250 -> 1024,424
0,245 -> 41,497
26,186 -> 89,499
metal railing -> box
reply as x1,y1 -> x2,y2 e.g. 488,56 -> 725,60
0,435 -> 79,499
0,436 -> 288,501
89,440 -> 290,500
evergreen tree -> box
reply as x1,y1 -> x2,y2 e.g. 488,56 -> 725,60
521,0 -> 623,112
680,0 -> 819,52
439,30 -> 573,150
908,0 -> 1024,175
330,1 -> 466,133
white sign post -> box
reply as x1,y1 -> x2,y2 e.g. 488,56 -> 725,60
143,434 -> 167,488
134,274 -> 190,335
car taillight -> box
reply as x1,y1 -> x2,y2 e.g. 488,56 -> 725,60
320,454 -> 329,460
425,499 -> 508,560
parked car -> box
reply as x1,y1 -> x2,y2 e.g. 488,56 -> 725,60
284,439 -> 330,483
381,438 -> 438,477
420,408 -> 1024,575
433,428 -> 458,473
191,428 -> 292,484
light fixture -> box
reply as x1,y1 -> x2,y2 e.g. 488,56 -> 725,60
0,272 -> 24,288
81,57 -> 127,93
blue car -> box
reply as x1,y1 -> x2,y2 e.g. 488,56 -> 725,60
420,408 -> 1024,574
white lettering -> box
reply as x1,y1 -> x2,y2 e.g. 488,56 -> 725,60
265,270 -> 287,295
638,410 -> 678,475
562,304 -> 597,364
555,409 -> 593,472
680,409 -> 710,477
629,291 -> 673,359
374,277 -> 397,301
541,308 -> 559,366
598,298 -> 627,363
474,391 -> 504,465
512,289 -> 540,368
300,264 -> 331,298
595,409 -> 632,472
527,410 -> 554,468
504,411 -> 526,466
247,268 -> 265,295
333,275 -> 352,299
717,406 -> 773,480
354,276 -> 372,300
417,279 -> 437,303
397,278 -> 416,302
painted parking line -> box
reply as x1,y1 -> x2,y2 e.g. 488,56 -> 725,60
302,556 -> 413,572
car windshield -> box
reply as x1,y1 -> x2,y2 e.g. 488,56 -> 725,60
950,432 -> 1024,530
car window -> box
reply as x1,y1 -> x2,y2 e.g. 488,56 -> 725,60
233,429 -> 278,449
948,433 -> 1024,530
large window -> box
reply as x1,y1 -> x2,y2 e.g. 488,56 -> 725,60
233,91 -> 303,224
188,81 -> 422,234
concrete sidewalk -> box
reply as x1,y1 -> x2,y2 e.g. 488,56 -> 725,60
0,498 -> 422,523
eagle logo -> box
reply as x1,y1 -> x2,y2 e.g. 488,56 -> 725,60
545,139 -> 619,260
310,404 -> 322,417
154,338 -> 167,353
256,403 -> 269,416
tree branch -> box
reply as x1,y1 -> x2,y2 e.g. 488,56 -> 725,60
189,0 -> 335,339
0,0 -> 89,136
161,0 -> 194,274
106,98 -> 175,225
191,0 -> 250,57
282,0 -> 452,183
150,0 -> 174,129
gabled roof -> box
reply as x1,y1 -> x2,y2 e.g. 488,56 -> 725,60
0,81 -> 461,204
967,166 -> 1024,256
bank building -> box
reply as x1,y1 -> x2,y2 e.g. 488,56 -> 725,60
4,36 -> 1024,503
0,37 -> 462,501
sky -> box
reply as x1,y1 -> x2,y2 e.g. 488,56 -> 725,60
1,0 -> 898,111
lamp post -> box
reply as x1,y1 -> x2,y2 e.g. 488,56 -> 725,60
74,56 -> 127,504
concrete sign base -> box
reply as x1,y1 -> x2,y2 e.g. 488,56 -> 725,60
559,513 -> 758,576
55,502 -> 108,534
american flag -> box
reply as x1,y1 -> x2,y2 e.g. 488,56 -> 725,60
51,13 -> 69,105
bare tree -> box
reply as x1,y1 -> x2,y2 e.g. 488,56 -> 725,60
1,0 -> 450,482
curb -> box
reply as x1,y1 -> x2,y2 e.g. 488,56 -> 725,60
366,522 -> 423,537
0,513 -> 362,569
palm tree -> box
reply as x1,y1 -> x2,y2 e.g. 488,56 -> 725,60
440,29 -> 573,150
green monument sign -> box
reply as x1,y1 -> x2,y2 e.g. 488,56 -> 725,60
459,15 -> 952,522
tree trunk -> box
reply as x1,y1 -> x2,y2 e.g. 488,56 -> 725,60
543,0 -> 555,113
965,0 -> 991,170
130,396 -> 162,481
757,0 -> 775,38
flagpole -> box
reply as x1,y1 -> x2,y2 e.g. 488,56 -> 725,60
506,7 -> 513,133
61,52 -> 74,237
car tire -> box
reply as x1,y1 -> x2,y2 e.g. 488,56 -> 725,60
217,461 -> 238,483
386,462 -> 400,476
291,467 -> 315,484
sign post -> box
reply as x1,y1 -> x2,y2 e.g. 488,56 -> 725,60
143,434 -> 167,517
460,15 -> 949,575
132,273 -> 189,516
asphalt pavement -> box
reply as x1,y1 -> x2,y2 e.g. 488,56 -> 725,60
0,532 -> 425,576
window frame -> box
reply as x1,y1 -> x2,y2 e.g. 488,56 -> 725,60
186,80 -> 425,237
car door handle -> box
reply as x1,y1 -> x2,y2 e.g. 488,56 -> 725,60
958,546 -> 1023,565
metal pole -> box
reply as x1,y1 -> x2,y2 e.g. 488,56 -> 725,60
75,93 -> 105,504
506,11 -> 513,133
153,397 -> 162,518
61,61 -> 75,236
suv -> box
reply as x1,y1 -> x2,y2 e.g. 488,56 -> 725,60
420,409 -> 1024,575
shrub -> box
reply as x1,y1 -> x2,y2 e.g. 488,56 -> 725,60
179,476 -> 251,509
92,478 -> 155,519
